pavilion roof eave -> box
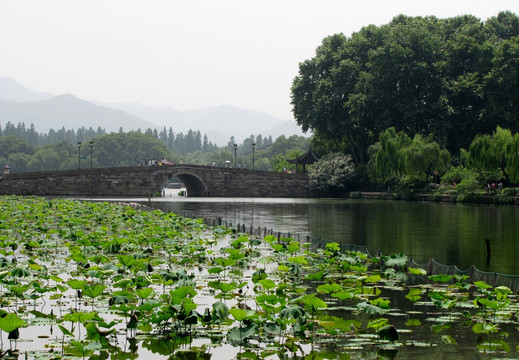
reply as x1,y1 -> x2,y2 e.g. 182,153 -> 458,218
287,149 -> 320,165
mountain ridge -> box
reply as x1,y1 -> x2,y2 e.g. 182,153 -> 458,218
0,77 -> 307,145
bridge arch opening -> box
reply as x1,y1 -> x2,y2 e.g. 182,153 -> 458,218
164,172 -> 207,197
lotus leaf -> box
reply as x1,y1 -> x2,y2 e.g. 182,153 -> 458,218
138,299 -> 162,312
279,306 -> 306,322
288,256 -> 308,265
66,279 -> 88,290
136,287 -> 155,300
368,317 -> 389,330
384,254 -> 408,268
0,313 -> 26,333
227,324 -> 256,345
301,295 -> 327,312
11,266 -> 30,278
82,284 -> 106,299
317,283 -> 342,294
409,267 -> 427,276
264,321 -> 281,334
259,278 -> 276,290
405,288 -> 423,302
356,302 -> 389,316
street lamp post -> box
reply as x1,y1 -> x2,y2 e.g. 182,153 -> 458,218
252,142 -> 256,170
78,142 -> 82,170
89,140 -> 94,169
233,144 -> 237,168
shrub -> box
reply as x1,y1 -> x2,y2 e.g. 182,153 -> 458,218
441,166 -> 478,185
454,174 -> 481,195
500,187 -> 519,197
308,153 -> 356,193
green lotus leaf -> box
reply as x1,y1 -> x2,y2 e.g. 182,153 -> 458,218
227,324 -> 256,345
58,324 -> 74,337
0,313 -> 26,333
229,308 -> 248,322
409,267 -> 427,276
66,279 -> 87,290
264,322 -> 281,334
279,306 -> 306,321
11,266 -> 30,278
135,287 -> 154,300
384,254 -> 408,268
317,283 -> 342,294
138,299 -> 162,312
259,279 -> 276,290
356,301 -> 389,316
83,284 -> 106,298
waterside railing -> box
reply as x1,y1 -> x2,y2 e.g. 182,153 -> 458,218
180,213 -> 519,293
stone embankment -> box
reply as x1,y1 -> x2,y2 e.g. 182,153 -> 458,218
347,191 -> 519,205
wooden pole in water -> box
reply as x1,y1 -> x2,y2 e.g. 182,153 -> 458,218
485,238 -> 491,266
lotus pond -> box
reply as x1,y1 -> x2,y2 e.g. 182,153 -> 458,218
0,196 -> 518,359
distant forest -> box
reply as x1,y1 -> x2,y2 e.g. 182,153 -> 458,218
0,121 -> 306,173
0,121 -> 219,154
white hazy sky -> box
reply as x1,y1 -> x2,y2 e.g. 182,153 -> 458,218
1,1 -> 518,120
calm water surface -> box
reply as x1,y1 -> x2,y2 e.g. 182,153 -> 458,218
147,192 -> 519,275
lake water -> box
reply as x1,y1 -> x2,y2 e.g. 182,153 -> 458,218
146,190 -> 519,275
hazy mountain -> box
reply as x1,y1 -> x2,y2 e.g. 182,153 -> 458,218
102,102 -> 306,145
264,120 -> 309,141
0,77 -> 54,102
0,94 -> 158,133
0,77 -> 308,144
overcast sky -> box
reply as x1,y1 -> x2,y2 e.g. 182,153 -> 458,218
1,0 -> 518,120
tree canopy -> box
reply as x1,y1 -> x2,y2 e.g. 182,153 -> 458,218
291,12 -> 519,163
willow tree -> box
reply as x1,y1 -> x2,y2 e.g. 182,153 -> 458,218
468,126 -> 519,184
366,127 -> 411,184
403,134 -> 451,184
367,127 -> 450,186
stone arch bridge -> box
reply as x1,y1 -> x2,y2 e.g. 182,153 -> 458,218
0,165 -> 311,197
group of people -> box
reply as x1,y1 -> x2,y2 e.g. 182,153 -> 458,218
487,182 -> 503,193
211,161 -> 247,169
138,158 -> 174,167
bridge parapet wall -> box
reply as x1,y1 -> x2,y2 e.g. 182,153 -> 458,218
0,165 -> 311,198
194,168 -> 309,197
0,167 -> 155,197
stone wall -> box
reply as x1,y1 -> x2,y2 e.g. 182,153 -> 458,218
0,166 -> 311,198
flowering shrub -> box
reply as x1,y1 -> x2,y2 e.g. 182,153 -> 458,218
308,153 -> 355,192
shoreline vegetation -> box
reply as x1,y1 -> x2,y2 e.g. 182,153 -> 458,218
1,195 -> 519,358
345,190 -> 519,206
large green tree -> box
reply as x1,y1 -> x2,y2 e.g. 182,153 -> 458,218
291,12 -> 519,163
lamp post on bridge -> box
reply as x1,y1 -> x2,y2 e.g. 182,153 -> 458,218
233,143 -> 237,168
77,142 -> 82,170
252,142 -> 256,170
89,140 -> 94,169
